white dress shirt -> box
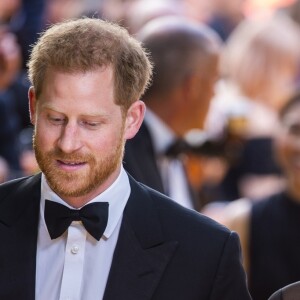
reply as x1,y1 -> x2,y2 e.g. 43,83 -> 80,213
36,166 -> 130,300
144,109 -> 193,209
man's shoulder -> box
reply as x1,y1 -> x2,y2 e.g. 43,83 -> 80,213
139,180 -> 232,239
0,175 -> 35,188
0,174 -> 41,201
135,181 -> 243,276
0,176 -> 30,192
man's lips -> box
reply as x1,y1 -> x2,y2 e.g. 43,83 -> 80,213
56,160 -> 87,170
58,160 -> 86,166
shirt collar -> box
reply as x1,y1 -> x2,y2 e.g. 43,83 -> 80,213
40,166 -> 131,239
144,109 -> 176,155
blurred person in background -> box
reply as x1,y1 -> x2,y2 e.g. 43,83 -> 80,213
284,0 -> 300,23
214,91 -> 300,300
0,0 -> 45,180
43,0 -> 87,25
246,0 -> 295,15
100,0 -> 137,27
101,0 -> 214,34
125,0 -> 184,34
0,26 -> 24,181
0,0 -> 21,25
183,0 -> 214,24
123,16 -> 221,210
206,0 -> 247,41
0,0 -> 45,69
16,0 -> 45,69
204,14 -> 300,203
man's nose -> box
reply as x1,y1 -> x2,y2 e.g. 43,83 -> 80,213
57,123 -> 82,153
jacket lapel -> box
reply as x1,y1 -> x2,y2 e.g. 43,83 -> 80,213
124,122 -> 165,193
103,176 -> 178,300
0,174 -> 41,300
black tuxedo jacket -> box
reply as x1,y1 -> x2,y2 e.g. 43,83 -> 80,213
0,173 -> 251,300
124,122 -> 200,210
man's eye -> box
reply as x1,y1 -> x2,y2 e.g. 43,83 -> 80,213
81,121 -> 100,129
49,116 -> 65,125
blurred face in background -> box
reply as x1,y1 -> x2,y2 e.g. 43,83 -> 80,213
45,0 -> 86,24
211,0 -> 247,17
171,43 -> 220,134
221,15 -> 300,112
189,53 -> 219,130
0,0 -> 20,23
184,0 -> 214,22
275,101 -> 300,198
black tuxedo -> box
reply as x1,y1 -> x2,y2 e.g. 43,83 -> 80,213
0,173 -> 251,299
124,122 -> 164,193
124,122 -> 200,210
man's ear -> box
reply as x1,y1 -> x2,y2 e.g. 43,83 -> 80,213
28,86 -> 37,125
124,100 -> 146,140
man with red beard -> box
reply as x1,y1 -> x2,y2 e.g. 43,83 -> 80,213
0,18 -> 251,300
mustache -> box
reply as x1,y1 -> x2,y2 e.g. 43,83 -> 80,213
48,149 -> 94,162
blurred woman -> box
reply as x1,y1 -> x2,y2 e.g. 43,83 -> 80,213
205,14 -> 300,201
217,91 -> 300,300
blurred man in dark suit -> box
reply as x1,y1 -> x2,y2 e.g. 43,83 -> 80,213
124,16 -> 220,210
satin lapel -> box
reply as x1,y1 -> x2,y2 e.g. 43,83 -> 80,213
124,122 -> 165,193
0,174 -> 41,300
103,176 -> 178,300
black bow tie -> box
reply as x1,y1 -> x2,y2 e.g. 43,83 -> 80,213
44,200 -> 109,241
164,139 -> 191,158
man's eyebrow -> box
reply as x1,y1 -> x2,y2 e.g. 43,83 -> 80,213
40,105 -> 107,117
79,113 -> 109,118
39,103 -> 60,111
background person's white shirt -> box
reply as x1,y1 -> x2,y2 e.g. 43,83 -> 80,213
145,109 -> 193,209
36,167 -> 130,300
